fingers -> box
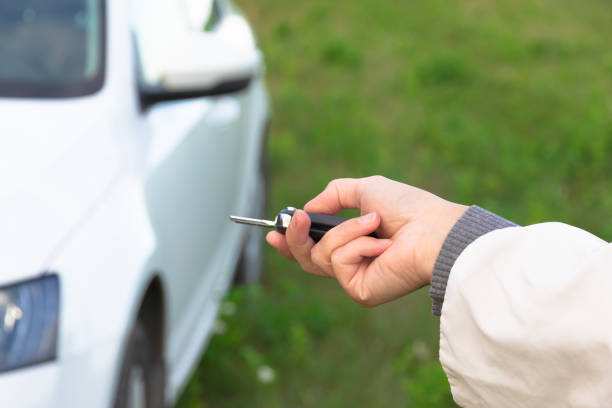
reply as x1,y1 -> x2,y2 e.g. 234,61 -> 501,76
311,212 -> 381,275
332,237 -> 392,269
304,178 -> 364,214
331,236 -> 392,306
284,210 -> 326,276
265,211 -> 328,277
266,208 -> 395,305
266,231 -> 295,261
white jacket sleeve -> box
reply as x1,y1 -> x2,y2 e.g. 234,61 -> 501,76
439,221 -> 612,407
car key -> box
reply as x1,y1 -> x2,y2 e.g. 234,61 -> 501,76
230,207 -> 378,243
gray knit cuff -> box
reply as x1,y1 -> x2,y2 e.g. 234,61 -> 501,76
430,205 -> 517,316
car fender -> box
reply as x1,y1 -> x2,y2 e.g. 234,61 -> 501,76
48,174 -> 159,360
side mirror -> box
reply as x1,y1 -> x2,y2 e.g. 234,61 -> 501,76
137,14 -> 262,108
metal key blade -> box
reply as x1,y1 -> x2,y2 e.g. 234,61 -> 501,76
229,215 -> 276,228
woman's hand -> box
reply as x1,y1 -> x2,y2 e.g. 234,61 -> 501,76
266,176 -> 467,306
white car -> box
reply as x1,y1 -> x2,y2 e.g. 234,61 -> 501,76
0,0 -> 269,406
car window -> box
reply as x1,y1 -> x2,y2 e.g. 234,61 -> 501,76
0,0 -> 105,98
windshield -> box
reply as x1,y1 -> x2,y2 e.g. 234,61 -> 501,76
0,0 -> 105,98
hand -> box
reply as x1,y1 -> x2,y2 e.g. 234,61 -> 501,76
266,176 -> 468,307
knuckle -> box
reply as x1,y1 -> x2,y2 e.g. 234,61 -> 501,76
352,287 -> 375,308
286,227 -> 307,248
328,177 -> 353,190
302,264 -> 316,275
330,249 -> 342,267
359,300 -> 377,308
368,175 -> 385,183
297,251 -> 314,269
286,239 -> 306,260
285,233 -> 299,247
326,179 -> 340,190
310,246 -> 325,267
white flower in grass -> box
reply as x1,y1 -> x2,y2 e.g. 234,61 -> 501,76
212,319 -> 227,335
220,301 -> 236,316
412,338 -> 430,361
257,365 -> 276,384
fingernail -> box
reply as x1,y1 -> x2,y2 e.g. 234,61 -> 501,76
358,212 -> 376,225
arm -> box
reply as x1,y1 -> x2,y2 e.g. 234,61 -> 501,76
267,176 -> 612,406
440,222 -> 612,407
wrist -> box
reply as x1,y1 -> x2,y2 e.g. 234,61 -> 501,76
429,205 -> 518,316
424,203 -> 469,283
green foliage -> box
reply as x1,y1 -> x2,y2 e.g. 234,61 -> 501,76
405,363 -> 454,407
417,55 -> 473,86
394,343 -> 455,407
177,0 -> 612,406
320,38 -> 362,67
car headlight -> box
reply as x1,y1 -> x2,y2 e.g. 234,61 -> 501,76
0,275 -> 59,373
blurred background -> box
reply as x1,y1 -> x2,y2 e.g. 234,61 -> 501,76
177,0 -> 612,407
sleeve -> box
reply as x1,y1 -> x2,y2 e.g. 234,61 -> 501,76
438,222 -> 612,407
430,205 -> 517,315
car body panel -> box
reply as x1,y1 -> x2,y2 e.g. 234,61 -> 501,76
0,99 -> 121,284
0,0 -> 269,405
2,339 -> 122,408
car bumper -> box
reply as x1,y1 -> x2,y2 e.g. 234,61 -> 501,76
0,338 -> 123,408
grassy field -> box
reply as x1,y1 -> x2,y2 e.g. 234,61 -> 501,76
177,0 -> 612,406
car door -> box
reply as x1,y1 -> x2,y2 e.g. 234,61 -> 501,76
131,0 -> 252,376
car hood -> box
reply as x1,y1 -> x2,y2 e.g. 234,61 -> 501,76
0,98 -> 123,285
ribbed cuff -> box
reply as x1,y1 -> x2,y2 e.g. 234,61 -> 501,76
430,205 -> 517,316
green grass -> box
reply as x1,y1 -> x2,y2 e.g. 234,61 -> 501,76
177,0 -> 612,406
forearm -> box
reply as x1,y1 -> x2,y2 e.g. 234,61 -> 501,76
436,219 -> 612,407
